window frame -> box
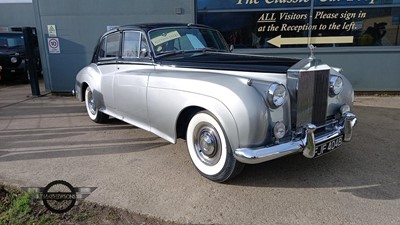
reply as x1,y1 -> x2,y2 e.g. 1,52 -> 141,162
122,31 -> 141,59
119,30 -> 153,63
97,31 -> 122,62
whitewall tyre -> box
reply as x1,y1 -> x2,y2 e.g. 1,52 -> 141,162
186,111 -> 244,182
85,86 -> 108,123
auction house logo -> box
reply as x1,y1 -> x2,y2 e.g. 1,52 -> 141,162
23,180 -> 97,213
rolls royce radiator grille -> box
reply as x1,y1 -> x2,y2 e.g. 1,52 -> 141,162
294,70 -> 330,128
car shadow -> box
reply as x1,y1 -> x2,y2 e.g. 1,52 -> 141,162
0,95 -> 169,163
0,121 -> 169,163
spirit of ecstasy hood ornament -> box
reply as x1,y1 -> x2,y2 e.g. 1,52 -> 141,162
308,44 -> 316,59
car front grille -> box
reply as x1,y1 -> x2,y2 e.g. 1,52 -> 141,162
291,69 -> 330,129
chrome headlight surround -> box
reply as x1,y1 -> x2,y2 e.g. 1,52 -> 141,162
329,76 -> 343,96
267,83 -> 287,109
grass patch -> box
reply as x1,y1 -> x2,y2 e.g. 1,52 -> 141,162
0,183 -> 183,225
0,185 -> 59,225
72,212 -> 93,222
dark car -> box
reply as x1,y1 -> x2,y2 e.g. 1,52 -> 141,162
0,32 -> 41,82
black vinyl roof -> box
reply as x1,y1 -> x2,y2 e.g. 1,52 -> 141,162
107,23 -> 213,34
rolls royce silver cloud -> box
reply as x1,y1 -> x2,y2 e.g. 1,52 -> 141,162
75,23 -> 357,182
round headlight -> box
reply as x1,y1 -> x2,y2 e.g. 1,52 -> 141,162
329,76 -> 343,96
10,57 -> 18,64
267,83 -> 287,108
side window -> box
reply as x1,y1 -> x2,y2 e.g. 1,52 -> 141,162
122,31 -> 140,58
98,32 -> 121,59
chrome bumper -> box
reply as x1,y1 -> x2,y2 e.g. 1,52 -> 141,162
234,112 -> 357,164
74,83 -> 83,101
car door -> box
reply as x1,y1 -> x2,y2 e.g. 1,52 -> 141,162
114,30 -> 154,131
96,31 -> 121,110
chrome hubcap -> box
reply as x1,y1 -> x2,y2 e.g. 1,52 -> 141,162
87,90 -> 96,115
199,130 -> 217,157
194,124 -> 221,166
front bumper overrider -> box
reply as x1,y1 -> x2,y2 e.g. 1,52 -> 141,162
234,111 -> 357,164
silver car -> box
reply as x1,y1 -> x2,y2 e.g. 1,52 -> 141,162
75,23 -> 357,182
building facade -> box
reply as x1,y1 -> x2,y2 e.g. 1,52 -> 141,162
0,0 -> 399,91
197,0 -> 400,92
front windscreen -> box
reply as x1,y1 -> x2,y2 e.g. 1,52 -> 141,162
148,27 -> 229,56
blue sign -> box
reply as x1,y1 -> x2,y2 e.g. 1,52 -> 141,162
315,0 -> 396,7
197,0 -> 311,11
197,0 -> 400,10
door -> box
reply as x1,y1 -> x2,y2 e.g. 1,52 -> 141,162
114,31 -> 154,130
96,32 -> 121,110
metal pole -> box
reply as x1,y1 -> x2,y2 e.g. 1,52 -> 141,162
22,27 -> 41,97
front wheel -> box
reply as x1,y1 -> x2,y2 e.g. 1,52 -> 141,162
186,111 -> 244,182
85,86 -> 108,123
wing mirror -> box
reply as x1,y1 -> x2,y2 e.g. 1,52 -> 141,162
140,48 -> 150,58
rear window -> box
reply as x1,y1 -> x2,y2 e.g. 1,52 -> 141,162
98,32 -> 121,59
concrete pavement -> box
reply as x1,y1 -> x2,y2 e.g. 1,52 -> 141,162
1,82 -> 400,225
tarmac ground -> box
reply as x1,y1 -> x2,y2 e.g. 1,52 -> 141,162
0,81 -> 399,225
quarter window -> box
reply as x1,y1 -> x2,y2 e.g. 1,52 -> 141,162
140,33 -> 150,58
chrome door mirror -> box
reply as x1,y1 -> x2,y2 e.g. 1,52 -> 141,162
140,48 -> 150,58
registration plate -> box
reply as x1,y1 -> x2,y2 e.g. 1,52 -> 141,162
314,135 -> 343,158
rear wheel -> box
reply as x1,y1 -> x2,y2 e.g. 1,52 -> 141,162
85,86 -> 108,123
186,111 -> 244,182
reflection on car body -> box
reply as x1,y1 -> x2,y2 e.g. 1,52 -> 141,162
75,23 -> 357,182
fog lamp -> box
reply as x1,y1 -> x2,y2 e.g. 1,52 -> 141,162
273,121 -> 286,140
10,57 -> 18,64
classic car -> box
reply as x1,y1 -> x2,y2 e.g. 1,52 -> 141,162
0,31 -> 41,82
75,23 -> 357,182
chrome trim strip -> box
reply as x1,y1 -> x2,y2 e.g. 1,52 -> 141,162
234,112 -> 357,164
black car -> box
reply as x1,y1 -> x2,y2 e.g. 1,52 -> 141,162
0,32 -> 41,82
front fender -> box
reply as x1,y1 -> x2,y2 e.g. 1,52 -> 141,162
148,89 -> 240,149
148,66 -> 275,150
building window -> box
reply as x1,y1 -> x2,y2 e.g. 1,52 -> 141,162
197,0 -> 400,48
